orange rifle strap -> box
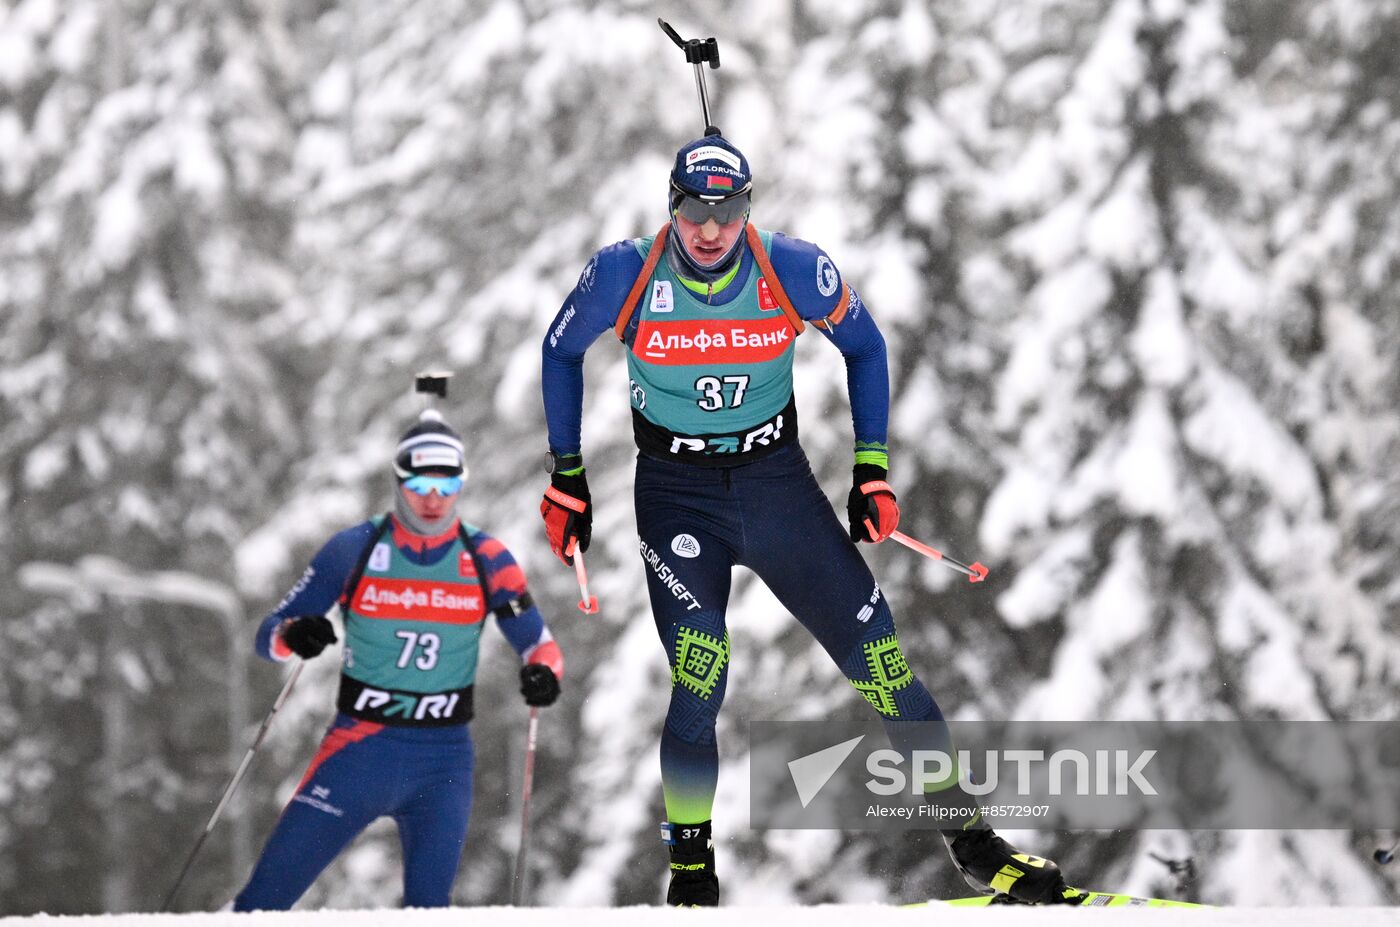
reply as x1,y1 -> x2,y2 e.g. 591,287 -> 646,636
615,224 -> 844,339
814,282 -> 851,332
613,224 -> 672,341
744,224 -> 805,337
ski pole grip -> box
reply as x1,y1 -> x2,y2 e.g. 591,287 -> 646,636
890,529 -> 943,561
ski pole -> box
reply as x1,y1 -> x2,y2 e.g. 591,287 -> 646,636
162,661 -> 304,911
880,525 -> 990,583
658,18 -> 722,135
510,706 -> 542,906
571,543 -> 599,614
1149,853 -> 1196,896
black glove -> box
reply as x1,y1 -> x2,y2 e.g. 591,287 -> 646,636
520,663 -> 561,707
847,463 -> 900,543
541,469 -> 592,566
279,614 -> 338,659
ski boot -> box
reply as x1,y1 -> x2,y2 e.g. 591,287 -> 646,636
662,820 -> 719,907
944,824 -> 1080,905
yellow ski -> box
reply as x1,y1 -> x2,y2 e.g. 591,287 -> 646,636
909,889 -> 1207,908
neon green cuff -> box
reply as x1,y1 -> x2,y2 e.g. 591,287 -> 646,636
854,449 -> 889,469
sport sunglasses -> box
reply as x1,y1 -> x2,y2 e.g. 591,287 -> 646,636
672,189 -> 752,226
402,474 -> 464,496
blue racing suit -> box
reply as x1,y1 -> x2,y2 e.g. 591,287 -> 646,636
234,516 -> 560,910
541,226 -> 952,825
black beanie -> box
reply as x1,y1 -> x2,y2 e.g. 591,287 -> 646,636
392,410 -> 465,479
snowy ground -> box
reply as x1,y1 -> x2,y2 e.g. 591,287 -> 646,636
4,907 -> 1400,926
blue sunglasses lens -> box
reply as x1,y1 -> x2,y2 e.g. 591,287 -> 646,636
404,475 -> 463,496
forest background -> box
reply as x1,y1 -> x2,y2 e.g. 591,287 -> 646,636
2,0 -> 1399,914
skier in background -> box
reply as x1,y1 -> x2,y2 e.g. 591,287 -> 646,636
539,134 -> 1078,906
233,410 -> 563,911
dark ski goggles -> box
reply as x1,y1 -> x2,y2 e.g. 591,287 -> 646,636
402,474 -> 463,496
671,189 -> 751,226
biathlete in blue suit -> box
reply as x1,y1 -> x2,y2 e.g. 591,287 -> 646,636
233,410 -> 564,911
539,135 -> 1077,906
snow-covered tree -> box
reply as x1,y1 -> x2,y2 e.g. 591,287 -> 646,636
1,0 -> 306,911
973,0 -> 1397,903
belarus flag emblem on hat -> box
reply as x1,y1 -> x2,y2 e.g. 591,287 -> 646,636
706,175 -> 734,190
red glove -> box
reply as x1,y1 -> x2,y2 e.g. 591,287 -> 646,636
847,464 -> 900,543
540,470 -> 591,565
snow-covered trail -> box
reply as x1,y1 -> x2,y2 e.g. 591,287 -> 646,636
4,906 -> 1399,926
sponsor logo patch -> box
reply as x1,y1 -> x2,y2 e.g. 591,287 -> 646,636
352,578 -> 485,624
847,288 -> 865,321
856,584 -> 882,623
650,280 -> 673,313
688,164 -> 741,177
368,543 -> 391,573
411,448 -> 461,470
635,316 -> 793,365
293,793 -> 345,817
671,534 -> 701,559
638,539 -> 703,611
273,565 -> 316,613
668,411 -> 787,457
351,685 -> 464,722
816,255 -> 839,297
549,305 -> 576,348
758,278 -> 778,311
685,145 -> 742,171
459,552 -> 477,577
